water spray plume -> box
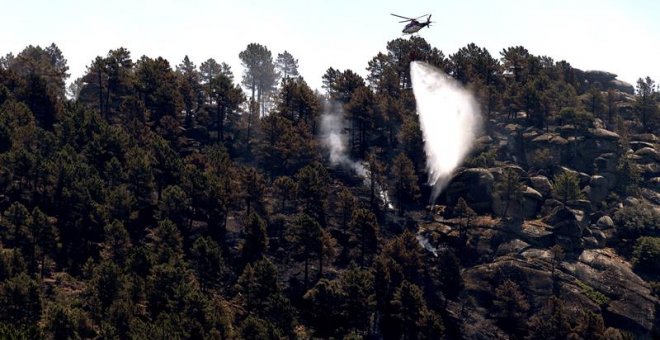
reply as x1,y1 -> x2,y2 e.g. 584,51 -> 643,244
410,61 -> 482,202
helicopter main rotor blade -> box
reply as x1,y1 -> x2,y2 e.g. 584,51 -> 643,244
412,14 -> 430,20
391,13 -> 413,20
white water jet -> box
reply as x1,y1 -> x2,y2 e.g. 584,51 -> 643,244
410,61 -> 482,202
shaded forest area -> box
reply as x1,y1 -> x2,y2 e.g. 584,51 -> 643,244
0,37 -> 658,339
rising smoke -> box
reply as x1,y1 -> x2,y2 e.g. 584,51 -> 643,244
319,101 -> 394,210
410,61 -> 482,202
319,101 -> 367,177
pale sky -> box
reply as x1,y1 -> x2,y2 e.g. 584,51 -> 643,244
2,0 -> 658,91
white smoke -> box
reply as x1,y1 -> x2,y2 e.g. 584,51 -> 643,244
319,101 -> 367,176
410,61 -> 482,202
319,101 -> 394,210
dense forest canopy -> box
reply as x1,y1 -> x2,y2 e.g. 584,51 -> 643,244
0,37 -> 658,339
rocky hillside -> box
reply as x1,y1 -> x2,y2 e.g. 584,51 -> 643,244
422,89 -> 659,337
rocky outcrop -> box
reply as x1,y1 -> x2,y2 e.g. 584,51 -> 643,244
529,175 -> 553,197
464,237 -> 658,337
635,147 -> 660,164
577,69 -> 635,94
565,249 -> 659,335
585,175 -> 609,204
492,185 -> 543,219
443,168 -> 495,213
594,153 -> 618,189
569,129 -> 621,172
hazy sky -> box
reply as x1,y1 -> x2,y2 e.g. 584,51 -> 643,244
2,0 -> 658,91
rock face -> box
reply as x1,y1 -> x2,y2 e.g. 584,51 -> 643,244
462,218 -> 659,338
608,79 -> 635,95
570,129 -> 620,173
492,185 -> 543,219
565,249 -> 659,335
585,175 -> 609,204
579,70 -> 635,94
530,175 -> 553,197
443,168 -> 495,214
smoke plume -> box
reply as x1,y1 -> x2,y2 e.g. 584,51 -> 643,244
319,101 -> 393,210
319,101 -> 366,177
410,61 -> 482,202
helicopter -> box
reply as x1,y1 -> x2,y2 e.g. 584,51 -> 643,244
391,13 -> 433,34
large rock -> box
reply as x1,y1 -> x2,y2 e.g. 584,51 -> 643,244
523,186 -> 543,218
564,249 -> 659,336
594,153 -> 618,189
595,215 -> 614,229
465,247 -> 658,337
580,70 -> 634,94
558,166 -> 591,187
585,175 -> 609,203
525,132 -> 568,166
568,129 -> 620,172
594,153 -> 618,173
530,175 -> 553,197
640,188 -> 660,205
589,128 -> 621,141
632,133 -> 658,143
608,79 -> 635,95
638,162 -> 660,179
629,141 -> 656,151
495,239 -> 531,257
546,207 -> 589,233
650,177 -> 660,191
634,147 -> 660,164
492,185 -> 543,219
443,168 -> 494,213
583,70 -> 617,84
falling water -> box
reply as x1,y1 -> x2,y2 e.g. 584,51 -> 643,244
410,61 -> 482,202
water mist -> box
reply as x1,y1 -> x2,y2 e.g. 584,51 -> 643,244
410,61 -> 482,202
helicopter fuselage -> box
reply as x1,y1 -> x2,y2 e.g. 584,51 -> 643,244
402,20 -> 428,34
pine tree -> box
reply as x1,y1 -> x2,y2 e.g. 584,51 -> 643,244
241,213 -> 268,264
348,208 -> 378,268
287,214 -> 322,288
392,152 -> 420,215
552,171 -> 584,203
275,50 -> 299,79
239,43 -> 278,116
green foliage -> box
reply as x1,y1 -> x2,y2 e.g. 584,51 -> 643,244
631,237 -> 660,278
557,107 -> 593,129
303,279 -> 345,337
575,279 -> 610,306
552,171 -> 584,203
635,76 -> 659,132
348,208 -> 379,267
466,149 -> 496,168
528,148 -> 553,171
613,203 -> 660,239
392,152 -> 420,215
241,213 -> 269,264
239,43 -> 277,115
190,236 -> 225,291
526,297 -> 573,339
492,280 -> 529,335
615,155 -> 640,195
495,168 -> 524,217
0,273 -> 42,327
390,280 -> 443,339
1,37 -> 656,339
